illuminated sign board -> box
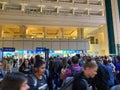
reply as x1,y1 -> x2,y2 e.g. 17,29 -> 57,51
3,47 -> 15,52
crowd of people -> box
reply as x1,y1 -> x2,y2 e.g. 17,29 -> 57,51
0,54 -> 120,90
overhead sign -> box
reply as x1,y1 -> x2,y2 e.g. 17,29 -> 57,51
3,47 -> 15,52
36,47 -> 45,52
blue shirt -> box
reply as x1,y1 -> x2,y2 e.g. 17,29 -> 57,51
105,64 -> 114,86
115,61 -> 120,71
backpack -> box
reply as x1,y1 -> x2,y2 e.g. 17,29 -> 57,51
28,74 -> 47,90
61,76 -> 74,90
61,77 -> 92,90
71,67 -> 82,76
69,65 -> 83,76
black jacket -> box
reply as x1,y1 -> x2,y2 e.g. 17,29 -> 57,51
94,62 -> 110,90
72,72 -> 93,90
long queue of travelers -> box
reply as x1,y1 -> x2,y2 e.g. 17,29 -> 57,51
0,55 -> 120,90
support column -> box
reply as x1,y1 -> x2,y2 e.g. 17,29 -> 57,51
57,0 -> 59,3
61,28 -> 64,39
72,8 -> 77,15
87,0 -> 89,4
101,0 -> 104,6
77,28 -> 84,39
40,7 -> 42,13
19,25 -> 27,38
38,5 -> 45,13
21,4 -> 28,12
73,9 -> 75,15
112,0 -> 120,54
56,8 -> 59,14
105,0 -> 116,54
55,6 -> 61,14
2,4 -> 5,10
0,25 -> 2,38
72,0 -> 74,4
43,27 -> 46,38
86,0 -> 90,16
1,2 -> 7,10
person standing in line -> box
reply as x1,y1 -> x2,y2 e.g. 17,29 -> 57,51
94,57 -> 110,90
63,56 -> 81,80
115,56 -> 120,84
59,57 -> 68,87
19,59 -> 33,76
28,59 -> 49,90
72,59 -> 98,90
0,72 -> 29,90
103,60 -> 115,87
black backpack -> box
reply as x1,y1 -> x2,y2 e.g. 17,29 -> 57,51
61,66 -> 93,90
61,77 -> 92,90
61,77 -> 74,90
